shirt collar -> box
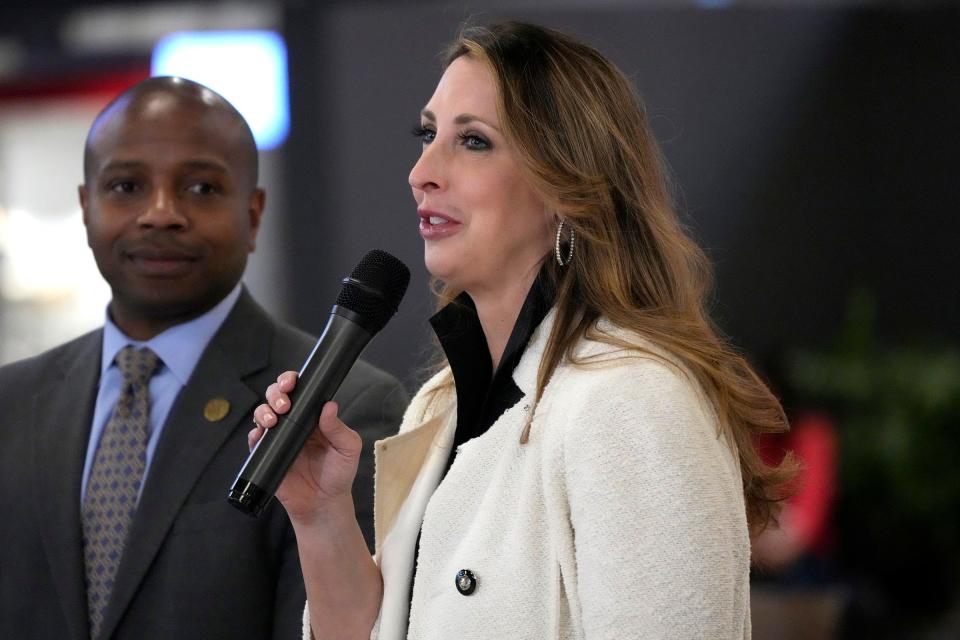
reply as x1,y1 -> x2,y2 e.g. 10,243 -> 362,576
429,267 -> 554,382
429,266 -> 555,463
101,284 -> 243,385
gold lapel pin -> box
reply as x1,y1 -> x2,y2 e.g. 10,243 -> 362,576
203,397 -> 231,422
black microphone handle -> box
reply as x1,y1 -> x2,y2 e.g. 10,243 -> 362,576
228,306 -> 374,516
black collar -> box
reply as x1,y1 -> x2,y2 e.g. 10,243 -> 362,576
429,268 -> 554,453
410,270 -> 554,603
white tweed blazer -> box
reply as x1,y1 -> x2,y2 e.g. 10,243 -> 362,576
305,310 -> 751,639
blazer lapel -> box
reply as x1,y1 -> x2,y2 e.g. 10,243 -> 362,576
32,332 -> 103,640
97,293 -> 271,639
373,413 -> 453,549
374,409 -> 455,640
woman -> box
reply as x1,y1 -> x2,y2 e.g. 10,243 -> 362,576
252,21 -> 794,639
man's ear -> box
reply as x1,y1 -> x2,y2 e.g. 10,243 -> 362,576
79,184 -> 91,238
247,187 -> 266,252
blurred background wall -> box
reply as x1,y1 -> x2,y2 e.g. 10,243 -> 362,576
1,1 -> 958,638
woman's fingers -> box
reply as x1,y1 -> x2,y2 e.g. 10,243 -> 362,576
254,403 -> 277,428
265,371 -> 299,414
252,371 -> 299,452
277,370 -> 298,392
317,402 -> 363,458
247,426 -> 263,451
265,384 -> 289,414
248,403 -> 278,450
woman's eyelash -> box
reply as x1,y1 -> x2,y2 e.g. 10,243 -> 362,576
457,132 -> 490,149
411,125 -> 489,149
411,124 -> 434,139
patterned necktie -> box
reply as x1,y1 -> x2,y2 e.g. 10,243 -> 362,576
82,345 -> 161,639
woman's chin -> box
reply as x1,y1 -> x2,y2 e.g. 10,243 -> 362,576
423,252 -> 459,285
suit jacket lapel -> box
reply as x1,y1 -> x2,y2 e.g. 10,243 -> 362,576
32,331 -> 103,640
373,413 -> 453,550
98,292 -> 272,639
374,408 -> 455,640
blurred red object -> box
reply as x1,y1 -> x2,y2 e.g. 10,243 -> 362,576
753,411 -> 838,571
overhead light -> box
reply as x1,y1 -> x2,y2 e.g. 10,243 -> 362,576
152,30 -> 289,150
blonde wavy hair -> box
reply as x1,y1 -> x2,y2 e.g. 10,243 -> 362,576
426,21 -> 794,533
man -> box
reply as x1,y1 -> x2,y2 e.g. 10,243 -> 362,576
0,77 -> 407,639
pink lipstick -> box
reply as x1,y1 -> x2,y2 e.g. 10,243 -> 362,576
418,209 -> 461,240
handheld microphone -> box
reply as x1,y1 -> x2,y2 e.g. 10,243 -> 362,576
228,249 -> 410,516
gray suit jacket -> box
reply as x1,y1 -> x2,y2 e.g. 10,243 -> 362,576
0,290 -> 407,640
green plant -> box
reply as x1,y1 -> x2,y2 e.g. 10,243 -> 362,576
786,289 -> 960,620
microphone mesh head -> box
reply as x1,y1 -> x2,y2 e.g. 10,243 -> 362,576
335,250 -> 410,333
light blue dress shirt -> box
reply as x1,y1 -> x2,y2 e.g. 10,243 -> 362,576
80,285 -> 243,504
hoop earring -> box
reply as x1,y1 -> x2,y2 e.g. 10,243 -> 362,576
555,219 -> 575,267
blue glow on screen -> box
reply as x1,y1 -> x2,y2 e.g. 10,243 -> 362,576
152,31 -> 289,150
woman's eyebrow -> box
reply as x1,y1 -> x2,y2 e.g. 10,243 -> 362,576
420,109 -> 501,132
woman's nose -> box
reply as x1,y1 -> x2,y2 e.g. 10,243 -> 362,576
408,142 -> 446,193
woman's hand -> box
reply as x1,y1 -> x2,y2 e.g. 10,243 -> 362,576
249,371 -> 362,524
251,372 -> 384,638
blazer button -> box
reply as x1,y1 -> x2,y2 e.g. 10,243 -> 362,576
455,569 -> 477,595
